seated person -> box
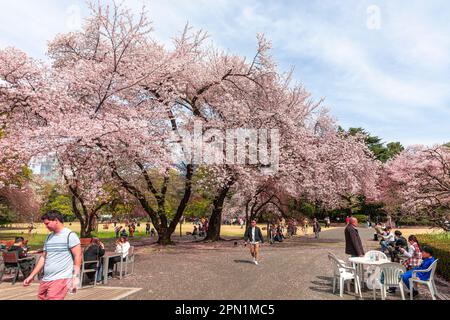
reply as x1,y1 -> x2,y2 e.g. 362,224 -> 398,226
388,230 -> 408,262
380,226 -> 395,253
389,246 -> 436,296
192,226 -> 199,238
275,226 -> 284,242
108,236 -> 131,276
399,235 -> 422,270
83,238 -> 105,283
5,237 -> 35,278
373,223 -> 384,240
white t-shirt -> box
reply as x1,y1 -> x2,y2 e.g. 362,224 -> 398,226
115,242 -> 130,258
43,228 -> 80,281
251,227 -> 259,244
383,233 -> 395,242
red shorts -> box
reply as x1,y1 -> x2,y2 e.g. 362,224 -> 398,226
38,279 -> 71,300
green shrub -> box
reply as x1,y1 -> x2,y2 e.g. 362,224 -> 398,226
352,214 -> 368,223
398,218 -> 436,227
417,233 -> 450,281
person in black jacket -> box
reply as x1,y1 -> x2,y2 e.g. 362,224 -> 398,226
345,218 -> 365,257
83,238 -> 105,283
6,237 -> 35,278
244,220 -> 264,265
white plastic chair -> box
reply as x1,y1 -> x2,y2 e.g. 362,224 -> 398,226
328,254 -> 362,299
374,263 -> 406,300
410,259 -> 439,300
328,252 -> 349,267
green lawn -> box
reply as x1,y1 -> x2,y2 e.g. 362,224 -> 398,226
1,222 -> 257,249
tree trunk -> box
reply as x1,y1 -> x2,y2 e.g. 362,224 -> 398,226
109,161 -> 194,246
71,194 -> 90,238
204,178 -> 235,242
69,186 -> 99,238
156,225 -> 174,245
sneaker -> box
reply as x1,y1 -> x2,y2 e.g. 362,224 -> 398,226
254,261 -> 259,265
387,288 -> 397,294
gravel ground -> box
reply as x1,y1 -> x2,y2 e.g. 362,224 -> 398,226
107,227 -> 449,300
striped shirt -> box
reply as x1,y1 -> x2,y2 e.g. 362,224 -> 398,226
43,228 -> 80,281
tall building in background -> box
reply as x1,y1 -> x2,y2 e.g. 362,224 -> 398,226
29,156 -> 59,182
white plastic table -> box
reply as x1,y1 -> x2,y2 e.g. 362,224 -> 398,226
348,257 -> 389,289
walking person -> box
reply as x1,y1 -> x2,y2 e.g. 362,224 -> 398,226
313,218 -> 321,239
345,217 -> 365,257
115,226 -> 122,238
324,216 -> 331,228
23,210 -> 82,300
302,217 -> 308,235
244,220 -> 264,265
128,223 -> 135,238
345,215 -> 350,225
120,227 -> 128,238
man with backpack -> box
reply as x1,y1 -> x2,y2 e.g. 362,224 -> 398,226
23,210 -> 81,300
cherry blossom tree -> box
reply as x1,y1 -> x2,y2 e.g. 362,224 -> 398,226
1,1 -> 381,245
0,48 -> 52,188
0,184 -> 40,223
382,145 -> 450,231
57,146 -> 125,237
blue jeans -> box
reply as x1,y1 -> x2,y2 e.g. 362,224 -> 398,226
402,270 -> 413,289
381,241 -> 394,252
96,263 -> 103,282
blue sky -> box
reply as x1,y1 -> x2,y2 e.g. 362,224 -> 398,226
1,0 -> 449,146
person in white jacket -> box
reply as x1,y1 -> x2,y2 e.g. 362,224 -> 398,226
380,226 -> 395,253
108,236 -> 130,277
115,236 -> 130,258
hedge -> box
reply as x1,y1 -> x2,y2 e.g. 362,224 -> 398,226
417,233 -> 450,282
352,214 -> 368,223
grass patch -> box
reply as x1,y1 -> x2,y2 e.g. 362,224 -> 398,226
0,222 -> 255,249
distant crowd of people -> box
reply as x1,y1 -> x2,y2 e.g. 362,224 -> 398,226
191,217 -> 209,238
224,217 -> 246,228
111,219 -> 158,239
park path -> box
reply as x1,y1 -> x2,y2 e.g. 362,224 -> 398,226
108,227 -> 449,300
